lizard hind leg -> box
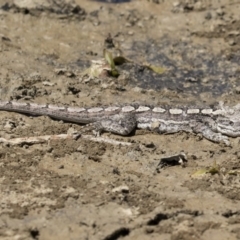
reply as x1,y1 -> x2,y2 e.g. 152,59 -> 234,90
79,122 -> 96,135
94,113 -> 137,136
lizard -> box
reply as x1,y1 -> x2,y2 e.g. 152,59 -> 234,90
0,100 -> 240,146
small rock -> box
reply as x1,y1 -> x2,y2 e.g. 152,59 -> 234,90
42,81 -> 55,86
54,68 -> 67,75
143,142 -> 156,148
191,155 -> 197,160
202,77 -> 210,83
4,121 -> 16,130
101,83 -> 109,89
1,35 -> 11,41
54,68 -> 75,77
112,185 -> 129,193
29,72 -> 42,81
112,167 -> 120,175
235,151 -> 240,159
228,31 -> 240,37
132,87 -> 145,93
194,1 -> 204,11
47,147 -> 53,153
65,71 -> 76,78
115,85 -> 126,91
172,1 -> 180,7
228,39 -> 236,46
185,77 -> 198,82
205,12 -> 212,20
68,86 -> 81,95
235,86 -> 240,94
137,21 -> 144,28
150,0 -> 160,4
216,8 -> 225,16
67,127 -> 78,136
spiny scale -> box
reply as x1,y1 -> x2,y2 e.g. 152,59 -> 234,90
0,101 -> 225,119
0,100 -> 239,146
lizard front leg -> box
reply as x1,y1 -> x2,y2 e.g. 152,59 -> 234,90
93,113 -> 137,136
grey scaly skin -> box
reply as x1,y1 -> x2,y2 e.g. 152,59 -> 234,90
0,101 -> 240,146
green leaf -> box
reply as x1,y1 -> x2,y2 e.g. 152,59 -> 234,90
192,160 -> 219,178
191,169 -> 209,178
144,64 -> 166,74
104,49 -> 115,70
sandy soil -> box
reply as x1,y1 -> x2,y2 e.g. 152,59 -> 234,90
0,0 -> 240,239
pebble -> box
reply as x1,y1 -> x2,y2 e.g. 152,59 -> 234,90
228,31 -> 240,37
132,86 -> 145,93
112,185 -> 129,193
4,121 -> 16,130
228,39 -> 236,46
42,81 -> 55,86
235,151 -> 240,159
216,8 -> 225,16
235,86 -> 240,94
205,12 -> 212,20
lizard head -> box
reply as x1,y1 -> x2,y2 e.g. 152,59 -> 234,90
217,117 -> 240,137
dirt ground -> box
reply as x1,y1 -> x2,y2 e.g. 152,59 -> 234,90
0,0 -> 240,239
